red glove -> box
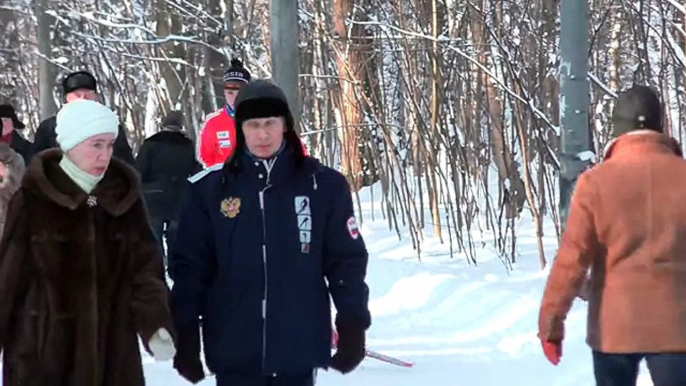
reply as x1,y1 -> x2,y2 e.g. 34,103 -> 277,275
541,340 -> 562,365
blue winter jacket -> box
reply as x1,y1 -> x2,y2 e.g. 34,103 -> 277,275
171,147 -> 371,375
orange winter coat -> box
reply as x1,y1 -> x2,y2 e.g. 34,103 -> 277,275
539,131 -> 686,353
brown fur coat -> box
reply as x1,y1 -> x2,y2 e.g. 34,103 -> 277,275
0,143 -> 25,238
0,149 -> 174,385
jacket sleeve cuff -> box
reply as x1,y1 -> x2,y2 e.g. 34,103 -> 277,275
335,311 -> 372,330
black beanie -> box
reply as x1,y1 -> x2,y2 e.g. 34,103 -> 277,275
223,58 -> 251,84
612,85 -> 663,137
62,71 -> 97,95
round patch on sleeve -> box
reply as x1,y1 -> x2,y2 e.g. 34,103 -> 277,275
346,216 -> 360,239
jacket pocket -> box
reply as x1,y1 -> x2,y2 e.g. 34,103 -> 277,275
40,313 -> 75,379
4,309 -> 40,385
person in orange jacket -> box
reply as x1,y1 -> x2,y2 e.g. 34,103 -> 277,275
197,58 -> 251,168
539,86 -> 686,385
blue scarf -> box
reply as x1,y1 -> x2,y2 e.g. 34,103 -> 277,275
225,104 -> 235,118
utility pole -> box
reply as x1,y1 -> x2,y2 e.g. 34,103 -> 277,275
270,0 -> 301,133
559,0 -> 591,229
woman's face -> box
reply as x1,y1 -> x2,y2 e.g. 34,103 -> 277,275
66,133 -> 116,176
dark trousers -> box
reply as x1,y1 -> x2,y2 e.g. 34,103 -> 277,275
149,218 -> 178,267
593,351 -> 686,386
216,371 -> 316,386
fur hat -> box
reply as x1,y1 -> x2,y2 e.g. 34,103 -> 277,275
228,80 -> 304,169
612,85 -> 663,137
62,70 -> 98,95
56,100 -> 119,151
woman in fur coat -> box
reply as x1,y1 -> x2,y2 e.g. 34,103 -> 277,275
0,143 -> 25,237
0,100 -> 176,385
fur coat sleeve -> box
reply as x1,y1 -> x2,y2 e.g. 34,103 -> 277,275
126,198 -> 176,352
0,191 -> 30,352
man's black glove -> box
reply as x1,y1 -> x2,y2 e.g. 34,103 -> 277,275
330,320 -> 366,374
173,327 -> 205,384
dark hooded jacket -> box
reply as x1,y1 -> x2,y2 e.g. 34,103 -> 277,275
171,80 -> 371,376
0,150 -> 174,385
136,129 -> 200,220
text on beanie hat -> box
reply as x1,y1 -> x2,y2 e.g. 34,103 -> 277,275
223,58 -> 251,83
56,100 -> 120,152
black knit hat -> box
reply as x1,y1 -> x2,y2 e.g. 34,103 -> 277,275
0,104 -> 25,129
223,58 -> 251,84
612,85 -> 663,137
62,70 -> 98,95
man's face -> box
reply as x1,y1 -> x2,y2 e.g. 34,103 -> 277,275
224,81 -> 246,108
66,88 -> 97,103
242,116 -> 286,159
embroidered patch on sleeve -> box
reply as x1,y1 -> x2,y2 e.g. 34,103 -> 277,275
216,131 -> 230,139
346,216 -> 359,239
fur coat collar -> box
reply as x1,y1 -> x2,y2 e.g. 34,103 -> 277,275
24,149 -> 141,216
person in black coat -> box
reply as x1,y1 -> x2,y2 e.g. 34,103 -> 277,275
31,70 -> 135,165
0,104 -> 32,164
137,111 -> 200,268
171,80 -> 371,385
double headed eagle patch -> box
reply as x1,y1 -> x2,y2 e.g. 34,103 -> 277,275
220,197 -> 241,218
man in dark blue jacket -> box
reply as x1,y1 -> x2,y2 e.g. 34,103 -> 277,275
171,80 -> 371,386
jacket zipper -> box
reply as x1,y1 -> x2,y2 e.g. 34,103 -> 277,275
258,157 -> 277,373
259,188 -> 269,371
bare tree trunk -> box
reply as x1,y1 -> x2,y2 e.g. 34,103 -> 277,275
428,0 -> 442,241
36,0 -> 57,119
471,1 -> 525,219
332,0 -> 365,190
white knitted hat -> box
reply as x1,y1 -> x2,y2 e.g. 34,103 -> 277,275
55,100 -> 119,152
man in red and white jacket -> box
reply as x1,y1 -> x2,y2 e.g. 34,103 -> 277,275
197,58 -> 251,168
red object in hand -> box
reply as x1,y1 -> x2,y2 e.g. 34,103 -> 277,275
542,340 -> 562,365
331,329 -> 339,348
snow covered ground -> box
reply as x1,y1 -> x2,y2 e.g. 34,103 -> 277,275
2,183 -> 657,385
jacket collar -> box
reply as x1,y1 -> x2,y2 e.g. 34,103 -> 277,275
24,149 -> 141,216
226,145 -> 322,188
603,130 -> 682,160
242,144 -> 295,187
